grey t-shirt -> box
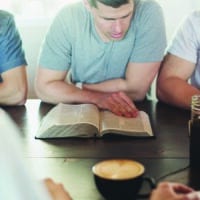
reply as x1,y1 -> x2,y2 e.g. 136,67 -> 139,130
39,0 -> 166,83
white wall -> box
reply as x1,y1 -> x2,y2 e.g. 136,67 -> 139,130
17,17 -> 51,98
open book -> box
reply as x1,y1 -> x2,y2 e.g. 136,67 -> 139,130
35,103 -> 154,139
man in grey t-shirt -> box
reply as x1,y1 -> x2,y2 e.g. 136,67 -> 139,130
36,0 -> 166,117
157,10 -> 200,109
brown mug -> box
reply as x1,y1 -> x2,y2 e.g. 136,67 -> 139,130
92,159 -> 156,200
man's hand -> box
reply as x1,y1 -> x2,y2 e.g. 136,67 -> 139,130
150,182 -> 199,200
95,91 -> 138,118
44,178 -> 72,200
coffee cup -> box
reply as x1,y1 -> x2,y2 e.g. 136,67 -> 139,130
92,159 -> 156,200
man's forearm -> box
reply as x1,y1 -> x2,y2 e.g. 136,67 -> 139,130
36,81 -> 138,117
157,78 -> 200,109
36,80 -> 105,105
83,78 -> 124,93
83,78 -> 147,101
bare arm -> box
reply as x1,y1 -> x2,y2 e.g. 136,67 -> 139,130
0,66 -> 27,105
35,67 -> 138,117
83,62 -> 161,101
157,53 -> 200,109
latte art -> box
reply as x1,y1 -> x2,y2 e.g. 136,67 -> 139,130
93,159 -> 144,180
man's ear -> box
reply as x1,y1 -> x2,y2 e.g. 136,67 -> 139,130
83,0 -> 91,11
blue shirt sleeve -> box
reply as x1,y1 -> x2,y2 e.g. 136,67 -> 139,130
0,11 -> 27,73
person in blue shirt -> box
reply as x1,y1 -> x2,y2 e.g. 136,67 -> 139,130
0,10 -> 27,105
35,0 -> 166,117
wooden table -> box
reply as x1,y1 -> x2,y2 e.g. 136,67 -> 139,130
2,99 -> 198,200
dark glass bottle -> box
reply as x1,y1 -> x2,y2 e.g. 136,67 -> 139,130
190,95 -> 200,168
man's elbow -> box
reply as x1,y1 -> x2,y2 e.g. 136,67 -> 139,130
156,81 -> 167,103
35,85 -> 46,102
135,93 -> 146,101
5,87 -> 27,106
34,84 -> 57,104
156,76 -> 166,101
128,90 -> 147,101
35,90 -> 47,103
13,87 -> 27,105
156,87 -> 162,101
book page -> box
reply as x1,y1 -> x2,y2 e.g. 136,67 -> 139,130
99,111 -> 153,137
36,103 -> 100,138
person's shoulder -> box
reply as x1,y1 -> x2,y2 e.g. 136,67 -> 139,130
134,0 -> 162,19
133,0 -> 163,21
0,10 -> 15,35
51,0 -> 88,29
186,10 -> 200,23
55,1 -> 85,19
167,10 -> 200,60
179,10 -> 200,31
0,10 -> 14,22
135,0 -> 161,8
189,10 -> 200,18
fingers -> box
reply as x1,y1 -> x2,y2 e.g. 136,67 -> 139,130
95,91 -> 138,117
171,183 -> 194,194
155,182 -> 194,194
150,182 -> 195,200
118,91 -> 136,109
102,92 -> 138,117
186,191 -> 200,200
110,93 -> 138,117
44,178 -> 72,200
